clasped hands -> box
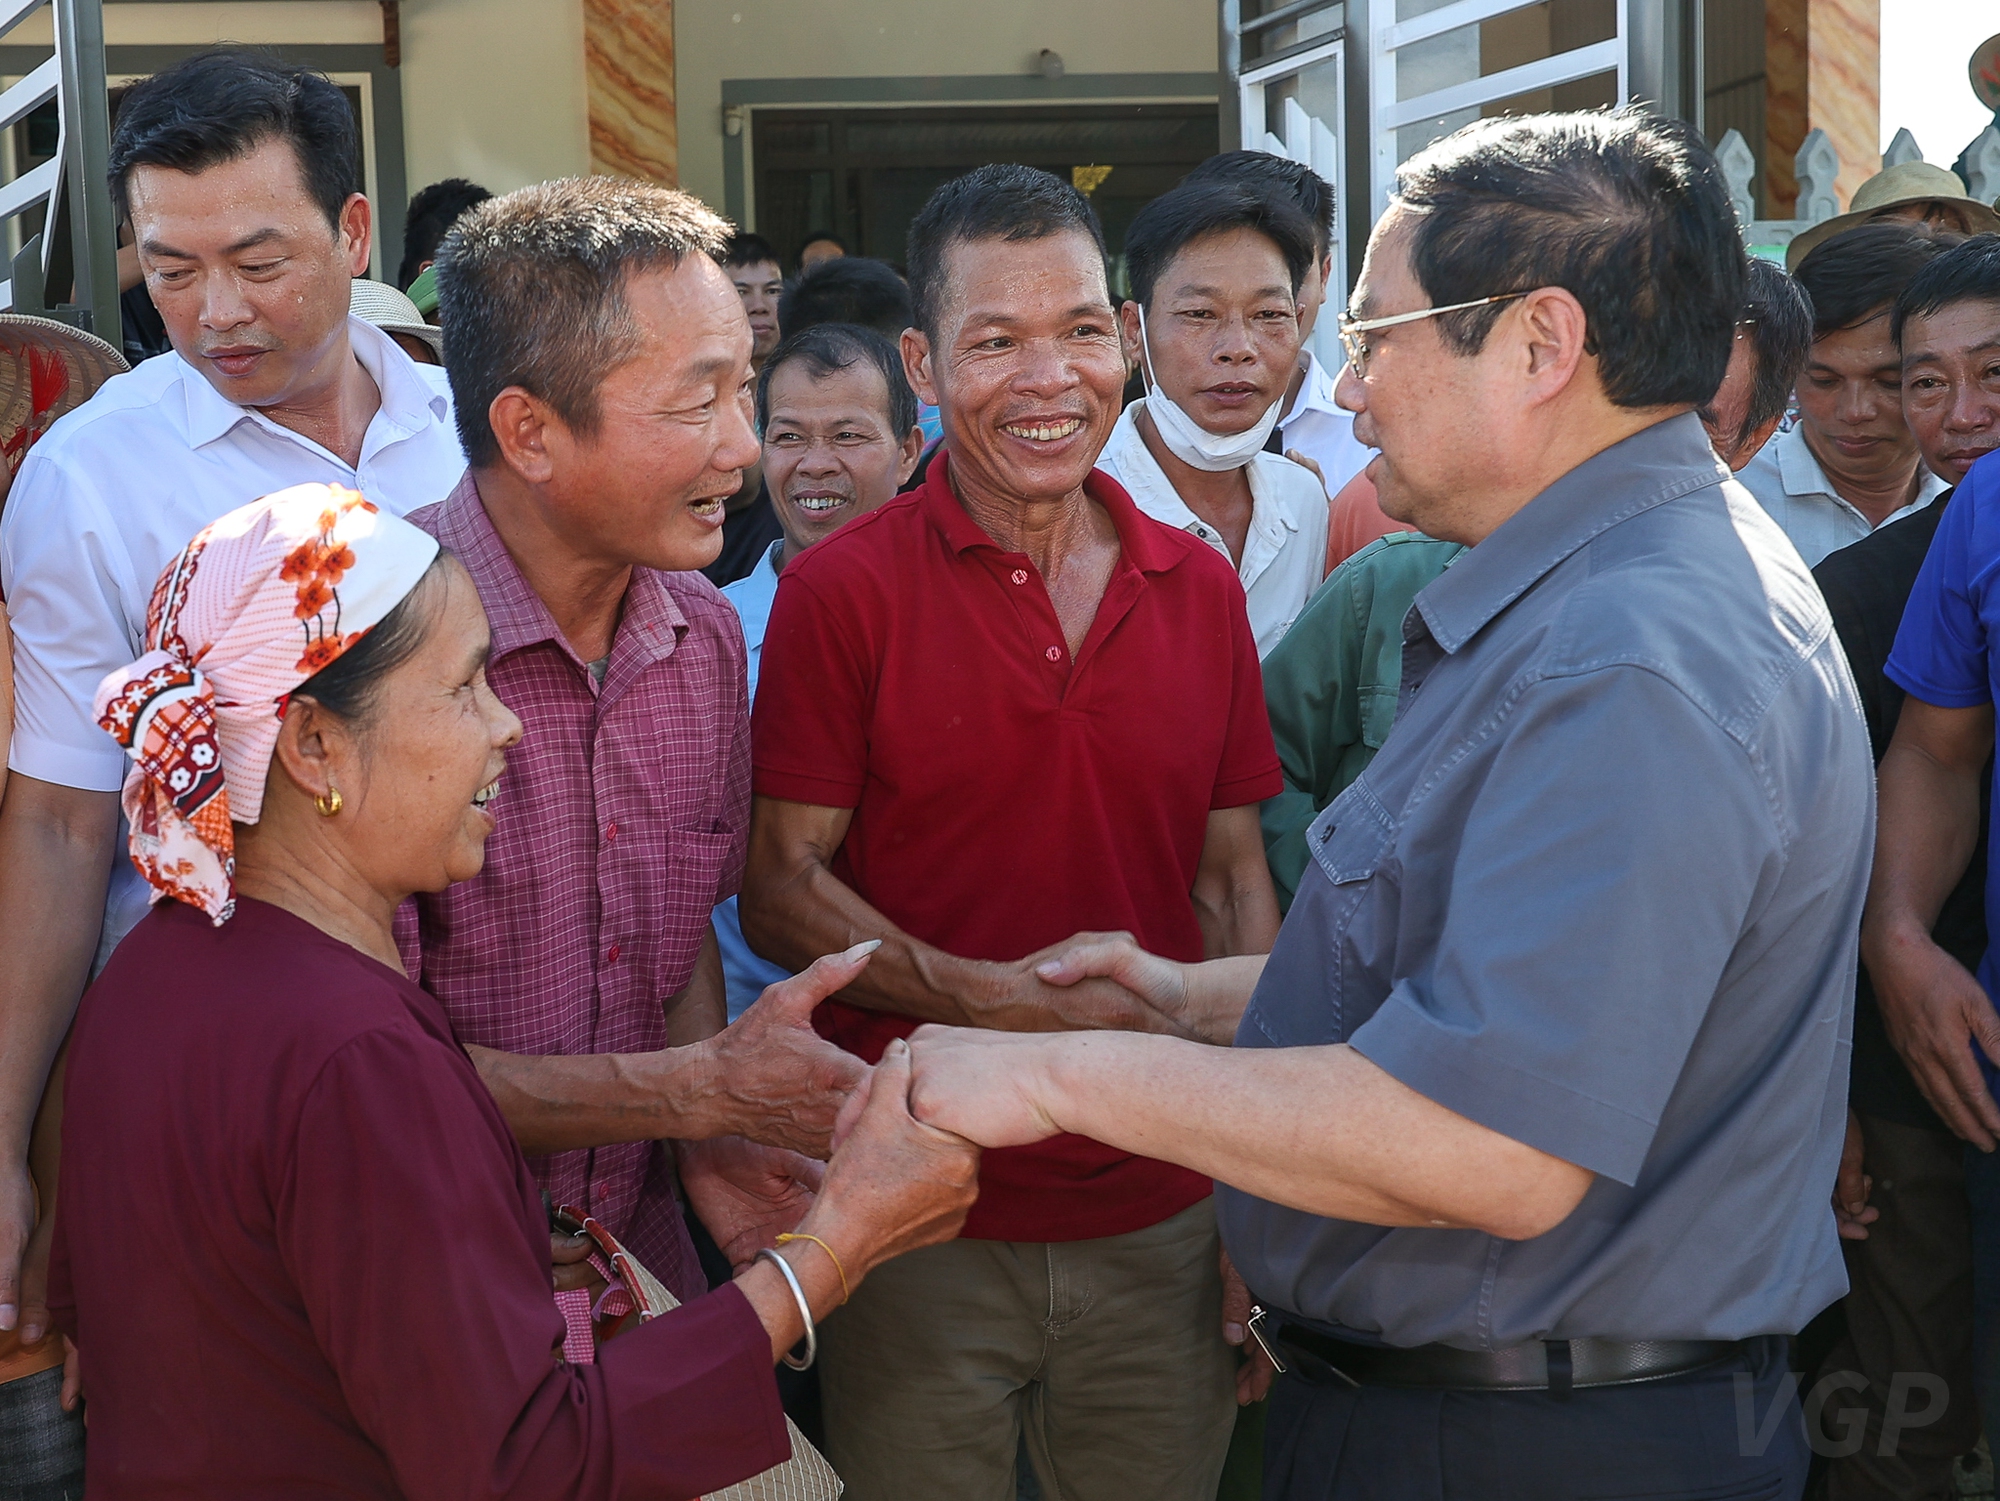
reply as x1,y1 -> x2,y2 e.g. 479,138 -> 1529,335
681,930 -> 1218,1271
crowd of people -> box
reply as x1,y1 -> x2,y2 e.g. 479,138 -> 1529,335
3,39 -> 2000,1501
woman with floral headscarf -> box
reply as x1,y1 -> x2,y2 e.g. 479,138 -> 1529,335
46,484 -> 976,1498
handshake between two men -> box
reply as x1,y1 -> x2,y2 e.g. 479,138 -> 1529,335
692,926 -> 1250,1263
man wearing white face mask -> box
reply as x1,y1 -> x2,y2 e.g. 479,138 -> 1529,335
1098,181 -> 1328,656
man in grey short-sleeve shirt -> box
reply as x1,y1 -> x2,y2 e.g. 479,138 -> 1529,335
1218,408 -> 1869,1346
903,109 -> 1875,1500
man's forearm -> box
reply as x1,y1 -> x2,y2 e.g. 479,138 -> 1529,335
1191,806 -> 1283,968
0,779 -> 116,1162
1864,735 -> 1985,958
663,924 -> 727,1047
1193,862 -> 1281,962
1032,1032 -> 1590,1240
467,1042 -> 729,1156
742,853 -> 993,1027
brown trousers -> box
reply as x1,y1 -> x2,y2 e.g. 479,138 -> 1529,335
818,1198 -> 1237,1501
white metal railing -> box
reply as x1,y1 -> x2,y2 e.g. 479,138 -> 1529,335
1718,121 -> 2000,258
0,0 -> 115,329
1370,0 -> 1629,216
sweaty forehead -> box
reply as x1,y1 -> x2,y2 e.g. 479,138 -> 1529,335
127,140 -> 329,240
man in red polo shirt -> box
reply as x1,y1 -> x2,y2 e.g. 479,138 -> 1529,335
742,164 -> 1283,1500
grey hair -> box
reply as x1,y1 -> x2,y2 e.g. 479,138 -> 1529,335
435,176 -> 733,466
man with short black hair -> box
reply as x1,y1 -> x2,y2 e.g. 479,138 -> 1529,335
720,230 -> 786,372
0,44 -> 466,1362
1185,150 -> 1371,499
906,109 -> 1873,1498
1699,258 -> 1815,470
397,175 -> 491,292
777,256 -> 912,341
1098,179 -> 1326,655
1739,222 -> 1958,564
713,323 -> 924,1020
408,177 -> 866,1314
743,162 -> 1282,1500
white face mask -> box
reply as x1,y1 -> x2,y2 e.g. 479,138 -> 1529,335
1135,303 -> 1282,473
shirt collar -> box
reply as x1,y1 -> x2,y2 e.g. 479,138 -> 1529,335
1774,423 -> 1830,499
179,316 -> 452,453
1415,411 -> 1728,654
428,470 -> 688,671
1776,421 -> 1952,515
1280,350 -> 1341,425
1104,399 -> 1300,541
725,538 -> 785,610
920,446 -> 1187,575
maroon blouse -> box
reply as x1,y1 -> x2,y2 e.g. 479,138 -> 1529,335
49,897 -> 789,1499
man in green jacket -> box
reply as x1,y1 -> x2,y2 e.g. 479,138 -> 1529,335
1260,531 -> 1464,910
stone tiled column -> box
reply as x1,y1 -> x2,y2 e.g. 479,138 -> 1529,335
586,0 -> 678,186
1765,0 -> 1880,215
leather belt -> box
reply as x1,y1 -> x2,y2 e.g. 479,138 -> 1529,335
1270,1321 -> 1750,1394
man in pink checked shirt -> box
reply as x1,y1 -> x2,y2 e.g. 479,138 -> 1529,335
395,176 -> 864,1306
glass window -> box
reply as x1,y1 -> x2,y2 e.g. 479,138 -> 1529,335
1394,0 -> 1618,104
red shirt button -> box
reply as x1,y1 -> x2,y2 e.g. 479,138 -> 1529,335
604,822 -> 617,842
1045,646 -> 1062,662
606,943 -> 622,964
1011,569 -> 1029,585
594,1182 -> 611,1201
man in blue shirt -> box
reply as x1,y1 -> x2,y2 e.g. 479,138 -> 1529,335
1868,232 -> 2000,1451
715,323 -> 923,1016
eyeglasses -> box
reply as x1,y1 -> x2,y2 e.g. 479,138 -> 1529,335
1337,291 -> 1532,379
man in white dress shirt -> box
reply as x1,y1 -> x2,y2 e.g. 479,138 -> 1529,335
1738,222 -> 1956,566
1186,150 -> 1372,499
0,49 -> 464,1354
1097,179 -> 1327,656
713,322 -> 922,1018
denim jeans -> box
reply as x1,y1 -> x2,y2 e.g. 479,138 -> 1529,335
0,1366 -> 84,1501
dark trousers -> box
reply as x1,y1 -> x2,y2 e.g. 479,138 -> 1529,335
1962,1137 -> 2000,1449
1262,1334 -> 1806,1501
1813,1114 -> 1978,1501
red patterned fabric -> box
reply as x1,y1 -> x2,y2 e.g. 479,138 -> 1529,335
397,473 -> 751,1302
91,485 -> 438,923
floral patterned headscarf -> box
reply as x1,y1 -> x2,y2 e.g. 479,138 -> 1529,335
92,484 -> 440,924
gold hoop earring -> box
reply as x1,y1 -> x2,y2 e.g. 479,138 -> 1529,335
314,784 -> 343,818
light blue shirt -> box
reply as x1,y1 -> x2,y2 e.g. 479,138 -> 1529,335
715,540 -> 790,1018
